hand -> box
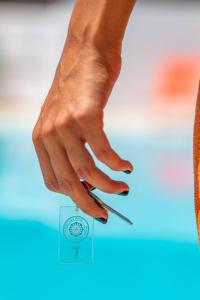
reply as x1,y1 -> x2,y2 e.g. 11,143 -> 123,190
32,44 -> 133,220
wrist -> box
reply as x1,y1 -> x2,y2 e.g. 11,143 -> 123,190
58,37 -> 122,82
55,0 -> 137,82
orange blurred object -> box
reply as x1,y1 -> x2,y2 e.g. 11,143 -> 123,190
153,55 -> 200,101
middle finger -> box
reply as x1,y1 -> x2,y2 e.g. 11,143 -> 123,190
58,130 -> 129,194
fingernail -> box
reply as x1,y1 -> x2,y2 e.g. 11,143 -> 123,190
123,170 -> 132,174
118,190 -> 129,196
95,217 -> 108,224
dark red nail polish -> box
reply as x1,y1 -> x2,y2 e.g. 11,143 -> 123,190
123,170 -> 132,174
118,190 -> 129,196
95,217 -> 108,224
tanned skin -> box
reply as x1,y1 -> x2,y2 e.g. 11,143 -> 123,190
32,1 -> 136,220
194,82 -> 200,241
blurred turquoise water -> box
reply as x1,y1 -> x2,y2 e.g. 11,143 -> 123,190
0,130 -> 200,300
1,218 -> 200,300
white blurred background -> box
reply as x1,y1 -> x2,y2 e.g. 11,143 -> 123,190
0,0 -> 199,136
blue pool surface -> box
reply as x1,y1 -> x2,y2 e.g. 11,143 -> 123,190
0,129 -> 200,300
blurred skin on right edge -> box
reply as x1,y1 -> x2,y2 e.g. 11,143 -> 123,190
194,81 -> 200,242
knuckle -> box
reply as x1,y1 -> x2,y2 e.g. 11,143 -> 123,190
55,115 -> 72,131
73,108 -> 97,124
44,179 -> 59,192
95,148 -> 108,160
58,177 -> 74,194
76,166 -> 93,179
32,127 -> 41,143
41,122 -> 55,138
73,110 -> 88,123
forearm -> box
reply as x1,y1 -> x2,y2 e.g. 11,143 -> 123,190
55,0 -> 136,83
67,0 -> 136,52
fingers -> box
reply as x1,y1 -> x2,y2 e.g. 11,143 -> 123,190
38,123 -> 107,219
32,105 -> 133,221
58,130 -> 129,194
85,128 -> 133,173
74,109 -> 133,172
